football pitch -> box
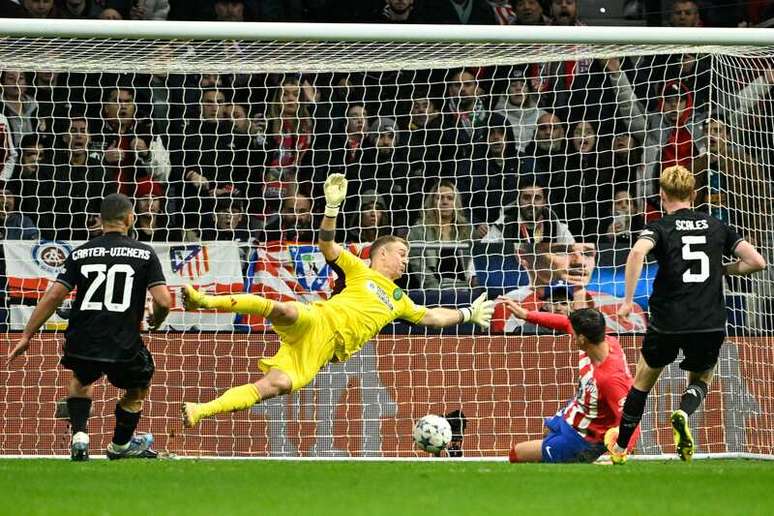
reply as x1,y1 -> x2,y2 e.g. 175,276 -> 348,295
0,459 -> 772,515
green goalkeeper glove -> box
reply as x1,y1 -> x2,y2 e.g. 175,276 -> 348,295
324,173 -> 348,218
459,292 -> 495,329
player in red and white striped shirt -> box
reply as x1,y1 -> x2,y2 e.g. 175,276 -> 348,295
500,298 -> 637,463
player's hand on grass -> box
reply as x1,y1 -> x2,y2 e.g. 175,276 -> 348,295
617,300 -> 633,319
461,293 -> 495,329
323,173 -> 348,217
496,296 -> 528,320
7,335 -> 30,365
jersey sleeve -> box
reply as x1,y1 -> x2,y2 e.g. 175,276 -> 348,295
331,249 -> 369,278
723,224 -> 744,256
147,251 -> 166,288
398,295 -> 428,325
637,221 -> 661,250
525,311 -> 573,333
54,253 -> 78,291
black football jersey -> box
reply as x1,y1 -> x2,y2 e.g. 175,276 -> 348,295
640,208 -> 742,333
55,232 -> 166,362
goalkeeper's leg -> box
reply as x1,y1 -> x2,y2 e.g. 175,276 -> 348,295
183,285 -> 298,324
182,370 -> 292,428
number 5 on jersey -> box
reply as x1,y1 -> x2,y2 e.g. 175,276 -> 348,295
681,236 -> 709,283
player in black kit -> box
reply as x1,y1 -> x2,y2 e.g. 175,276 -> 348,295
7,193 -> 173,461
605,166 -> 767,464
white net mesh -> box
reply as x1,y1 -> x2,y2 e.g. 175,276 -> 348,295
1,30 -> 772,458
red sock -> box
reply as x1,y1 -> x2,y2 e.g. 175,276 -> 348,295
508,445 -> 519,463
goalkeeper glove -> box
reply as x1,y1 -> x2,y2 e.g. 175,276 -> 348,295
324,173 -> 348,218
459,292 -> 495,329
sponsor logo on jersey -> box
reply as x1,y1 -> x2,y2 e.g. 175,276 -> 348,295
170,245 -> 210,279
367,281 -> 394,311
288,245 -> 330,292
32,241 -> 72,275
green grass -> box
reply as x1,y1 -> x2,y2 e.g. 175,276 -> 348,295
0,459 -> 772,516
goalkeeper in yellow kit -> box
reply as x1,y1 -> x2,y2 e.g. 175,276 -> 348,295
181,174 -> 495,428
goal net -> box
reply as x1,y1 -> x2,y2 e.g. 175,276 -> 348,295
0,21 -> 772,458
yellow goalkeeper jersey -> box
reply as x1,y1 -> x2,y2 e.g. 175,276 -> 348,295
316,249 -> 427,362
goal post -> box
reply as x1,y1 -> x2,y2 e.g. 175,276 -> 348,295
0,20 -> 772,459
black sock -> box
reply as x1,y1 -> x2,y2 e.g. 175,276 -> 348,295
679,380 -> 708,416
112,404 -> 141,446
67,397 -> 91,435
616,387 -> 649,450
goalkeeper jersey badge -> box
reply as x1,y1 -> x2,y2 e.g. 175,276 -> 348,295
392,288 -> 403,301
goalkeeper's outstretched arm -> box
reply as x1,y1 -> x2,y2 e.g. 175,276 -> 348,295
319,173 -> 347,262
420,293 -> 495,329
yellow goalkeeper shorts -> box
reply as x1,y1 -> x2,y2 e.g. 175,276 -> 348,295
259,302 -> 337,392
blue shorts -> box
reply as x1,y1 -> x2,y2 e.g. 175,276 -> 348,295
541,416 -> 607,463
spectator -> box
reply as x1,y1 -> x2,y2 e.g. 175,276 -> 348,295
522,111 -> 567,186
7,134 -> 52,224
493,241 -> 648,334
0,111 -> 17,181
693,117 -> 770,245
0,188 -> 38,240
23,0 -> 57,17
550,0 -> 576,25
132,179 -> 186,242
489,0 -> 517,24
201,199 -> 252,242
58,0 -> 104,18
407,180 -> 476,290
260,191 -> 315,243
495,67 -> 548,153
97,7 -> 122,19
347,116 -> 417,234
669,0 -> 701,27
213,0 -> 245,21
263,76 -> 316,209
347,190 -> 392,243
417,0 -> 499,24
483,175 -> 575,246
513,0 -> 549,24
0,71 -> 39,152
50,115 -> 116,240
470,115 -> 521,227
555,120 -> 614,240
445,68 -> 489,192
333,103 -> 369,172
122,0 -> 170,20
603,188 -> 645,245
373,0 -> 420,22
175,87 -> 260,229
608,129 -> 644,188
93,85 -> 162,195
29,71 -> 70,138
406,93 -> 456,182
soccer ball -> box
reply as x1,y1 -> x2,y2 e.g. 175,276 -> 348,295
412,415 -> 452,454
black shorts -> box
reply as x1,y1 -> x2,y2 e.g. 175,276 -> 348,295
640,330 -> 725,372
60,347 -> 155,390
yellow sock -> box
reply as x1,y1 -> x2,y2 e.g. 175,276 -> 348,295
203,294 -> 274,317
197,384 -> 262,418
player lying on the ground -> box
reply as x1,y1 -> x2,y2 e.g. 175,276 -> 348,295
499,298 -> 636,463
180,174 -> 495,428
609,166 -> 767,465
7,193 -> 173,461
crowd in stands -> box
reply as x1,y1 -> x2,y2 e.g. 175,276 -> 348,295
1,0 -> 773,328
